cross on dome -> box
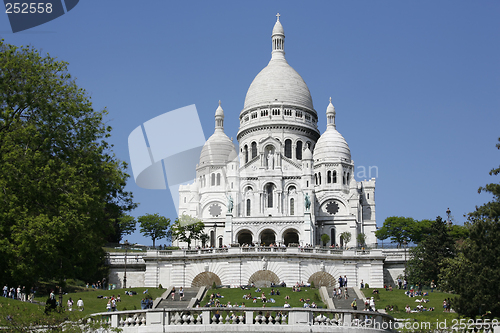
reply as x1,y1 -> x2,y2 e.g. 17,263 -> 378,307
276,13 -> 280,21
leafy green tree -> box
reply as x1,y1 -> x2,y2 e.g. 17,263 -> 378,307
200,233 -> 209,248
172,214 -> 205,249
138,213 -> 171,247
340,231 -> 351,247
375,216 -> 428,246
407,216 -> 455,285
0,41 -> 136,288
321,233 -> 330,246
439,137 -> 500,318
118,214 -> 137,240
356,233 -> 367,247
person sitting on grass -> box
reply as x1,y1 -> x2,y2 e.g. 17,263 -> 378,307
261,292 -> 267,303
405,304 -> 411,313
284,295 -> 290,300
284,301 -> 291,308
276,289 -> 280,296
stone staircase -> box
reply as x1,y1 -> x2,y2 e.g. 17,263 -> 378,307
156,288 -> 200,309
326,287 -> 358,309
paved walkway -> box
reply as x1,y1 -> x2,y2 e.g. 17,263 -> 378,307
326,287 -> 358,309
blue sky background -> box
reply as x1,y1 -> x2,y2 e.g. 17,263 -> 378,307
2,1 -> 499,246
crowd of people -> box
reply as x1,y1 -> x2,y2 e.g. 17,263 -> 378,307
2,285 -> 35,303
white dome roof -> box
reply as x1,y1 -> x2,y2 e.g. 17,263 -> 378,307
199,131 -> 235,166
313,128 -> 351,162
244,59 -> 314,111
242,15 -> 314,113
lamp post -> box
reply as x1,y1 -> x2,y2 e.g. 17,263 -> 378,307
446,208 -> 452,226
123,239 -> 130,289
403,240 -> 407,280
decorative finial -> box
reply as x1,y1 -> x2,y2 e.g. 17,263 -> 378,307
329,97 -> 332,103
276,13 -> 280,21
218,100 -> 221,106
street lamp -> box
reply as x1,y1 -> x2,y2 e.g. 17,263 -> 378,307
446,208 -> 452,226
123,239 -> 130,289
403,240 -> 408,281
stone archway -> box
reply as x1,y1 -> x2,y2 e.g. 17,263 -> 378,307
283,229 -> 300,246
260,229 -> 276,246
248,270 -> 279,288
191,272 -> 221,288
308,271 -> 336,288
237,230 -> 253,245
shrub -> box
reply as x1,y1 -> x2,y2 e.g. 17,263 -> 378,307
365,283 -> 369,288
310,281 -> 315,289
158,284 -> 163,289
212,282 -> 217,290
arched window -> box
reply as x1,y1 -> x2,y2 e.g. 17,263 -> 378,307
285,139 -> 292,158
211,173 -> 216,186
318,172 -> 322,185
333,171 -> 337,184
218,237 -> 223,248
266,184 -> 274,208
290,198 -> 295,215
216,173 -> 221,186
296,141 -> 303,160
327,171 -> 331,183
251,142 -> 257,159
315,174 -> 318,185
343,172 -> 346,185
244,145 -> 248,163
246,199 -> 251,216
331,228 -> 336,247
346,172 -> 350,184
367,193 -> 370,199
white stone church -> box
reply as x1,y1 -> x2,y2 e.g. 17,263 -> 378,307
176,15 -> 377,249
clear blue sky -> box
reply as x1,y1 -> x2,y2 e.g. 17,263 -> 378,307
2,1 -> 499,246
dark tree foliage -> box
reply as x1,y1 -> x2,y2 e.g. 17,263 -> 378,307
439,137 -> 500,318
171,214 -> 205,249
0,41 -> 136,287
407,216 -> 455,285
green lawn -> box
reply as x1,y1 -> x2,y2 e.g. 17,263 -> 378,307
33,287 -> 165,315
201,287 -> 325,308
363,287 -> 459,323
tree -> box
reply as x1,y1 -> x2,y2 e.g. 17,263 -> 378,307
356,233 -> 367,247
200,233 -> 209,248
321,233 -> 330,246
375,216 -> 427,246
340,231 -> 351,247
0,41 -> 136,288
138,213 -> 171,247
118,214 -> 137,240
439,137 -> 500,318
407,216 -> 455,285
171,214 -> 205,249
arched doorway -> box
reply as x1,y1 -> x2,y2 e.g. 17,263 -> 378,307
248,270 -> 279,288
308,271 -> 336,287
191,272 -> 222,288
237,230 -> 253,245
283,229 -> 299,246
260,229 -> 276,246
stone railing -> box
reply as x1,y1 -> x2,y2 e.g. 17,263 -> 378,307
145,247 -> 379,257
91,307 -> 395,332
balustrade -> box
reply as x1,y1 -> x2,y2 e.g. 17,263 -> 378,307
91,307 -> 394,332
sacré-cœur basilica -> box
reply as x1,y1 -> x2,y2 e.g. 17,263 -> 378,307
109,16 -> 405,289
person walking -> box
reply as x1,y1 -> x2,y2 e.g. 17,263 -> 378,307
77,298 -> 84,311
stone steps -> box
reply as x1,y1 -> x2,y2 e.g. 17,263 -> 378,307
326,287 -> 357,309
156,288 -> 199,309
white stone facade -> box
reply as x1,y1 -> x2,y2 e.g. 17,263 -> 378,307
177,16 -> 377,250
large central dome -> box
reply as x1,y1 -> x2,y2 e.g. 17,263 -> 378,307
242,16 -> 315,113
244,59 -> 314,111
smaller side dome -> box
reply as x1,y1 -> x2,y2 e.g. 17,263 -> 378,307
313,99 -> 351,162
199,102 -> 236,166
